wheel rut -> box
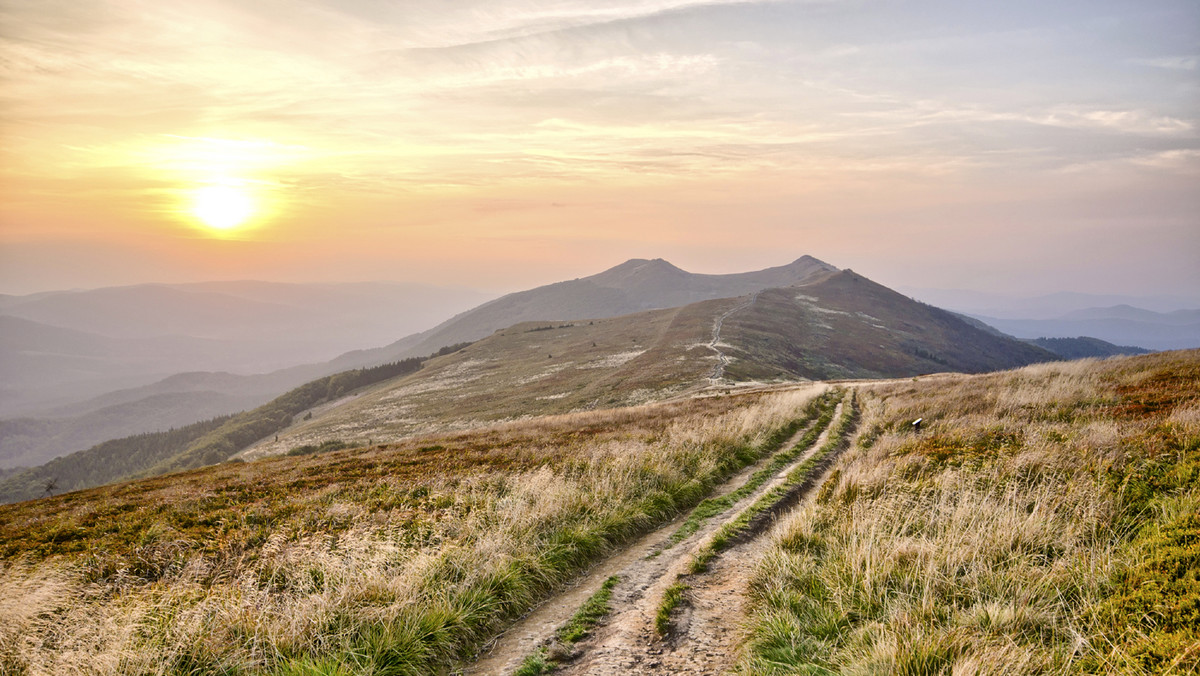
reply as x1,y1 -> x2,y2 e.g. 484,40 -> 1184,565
465,396 -> 854,676
463,404 -> 831,675
558,401 -> 847,676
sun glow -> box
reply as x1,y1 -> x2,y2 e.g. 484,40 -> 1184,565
191,184 -> 255,231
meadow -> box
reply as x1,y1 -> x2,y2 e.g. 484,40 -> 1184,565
739,351 -> 1199,674
0,385 -> 827,675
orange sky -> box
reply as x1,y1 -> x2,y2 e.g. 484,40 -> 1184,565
2,1 -> 1197,297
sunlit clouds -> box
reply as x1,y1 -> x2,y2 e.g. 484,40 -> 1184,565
1,0 -> 1197,294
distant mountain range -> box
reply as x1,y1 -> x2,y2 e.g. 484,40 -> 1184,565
967,306 -> 1200,351
0,257 -> 1157,480
1024,337 -> 1150,360
902,287 -> 1200,351
0,281 -> 494,418
901,288 -> 1200,319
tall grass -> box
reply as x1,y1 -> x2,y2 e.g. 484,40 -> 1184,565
737,351 -> 1200,674
0,385 -> 826,675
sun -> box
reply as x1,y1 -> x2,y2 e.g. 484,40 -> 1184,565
191,185 -> 255,231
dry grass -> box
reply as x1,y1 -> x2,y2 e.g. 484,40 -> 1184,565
0,385 -> 825,675
738,350 -> 1200,675
242,302 -> 736,460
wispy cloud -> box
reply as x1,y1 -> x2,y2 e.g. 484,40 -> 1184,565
1130,55 -> 1198,71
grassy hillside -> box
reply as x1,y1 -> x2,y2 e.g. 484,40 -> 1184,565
0,356 -> 440,504
243,300 -> 728,459
740,349 -> 1200,674
0,386 -> 828,674
722,270 -> 1057,380
249,271 -> 1057,461
0,390 -> 270,470
1026,335 -> 1151,359
327,256 -> 837,369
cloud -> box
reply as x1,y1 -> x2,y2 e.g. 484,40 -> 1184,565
1129,56 -> 1198,71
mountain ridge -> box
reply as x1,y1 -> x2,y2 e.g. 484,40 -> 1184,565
329,256 -> 839,369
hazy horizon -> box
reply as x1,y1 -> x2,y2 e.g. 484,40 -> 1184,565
3,255 -> 1200,312
2,1 -> 1197,298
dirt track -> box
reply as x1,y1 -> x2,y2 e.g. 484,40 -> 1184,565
466,400 -> 850,675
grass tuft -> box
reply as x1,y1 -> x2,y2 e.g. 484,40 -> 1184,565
655,583 -> 689,637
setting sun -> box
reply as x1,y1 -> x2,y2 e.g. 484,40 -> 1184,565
191,184 -> 254,231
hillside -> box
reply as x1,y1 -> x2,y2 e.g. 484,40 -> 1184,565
0,357 -> 435,503
328,256 -> 838,369
0,281 -> 492,418
1,351 -> 1195,674
715,269 -> 1055,380
1026,335 -> 1151,359
243,302 -> 724,458
248,269 -> 1053,459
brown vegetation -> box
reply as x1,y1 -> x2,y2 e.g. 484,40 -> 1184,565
739,350 -> 1200,674
0,386 -> 824,675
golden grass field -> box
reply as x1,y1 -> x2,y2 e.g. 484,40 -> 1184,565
740,350 -> 1199,674
1,350 -> 1196,675
0,385 -> 828,675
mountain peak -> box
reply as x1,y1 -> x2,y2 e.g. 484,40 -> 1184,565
589,258 -> 689,287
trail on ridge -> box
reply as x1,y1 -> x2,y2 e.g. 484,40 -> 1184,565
708,292 -> 759,382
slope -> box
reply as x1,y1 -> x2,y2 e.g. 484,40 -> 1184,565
1025,336 -> 1151,359
5,350 -> 1192,675
248,269 -> 1054,460
720,270 -> 1057,380
0,281 -> 492,418
327,256 -> 838,369
243,299 -> 730,458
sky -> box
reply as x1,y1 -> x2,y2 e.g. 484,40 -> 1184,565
2,0 -> 1198,298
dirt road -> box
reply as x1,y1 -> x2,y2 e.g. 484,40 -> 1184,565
466,398 -> 853,675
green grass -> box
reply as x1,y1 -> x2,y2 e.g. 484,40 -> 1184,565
659,392 -> 840,550
688,392 -> 857,575
558,575 -> 621,644
514,648 -> 553,676
737,351 -> 1200,675
655,583 -> 689,636
514,575 -> 623,674
0,386 -> 826,675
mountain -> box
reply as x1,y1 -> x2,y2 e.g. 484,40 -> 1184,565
1025,337 -> 1151,360
0,315 -> 257,416
0,282 -> 493,417
900,288 -> 1200,319
0,260 -> 834,465
0,258 -> 1056,496
717,270 -> 1056,381
243,267 -> 1055,461
969,312 -> 1200,351
328,256 -> 839,369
